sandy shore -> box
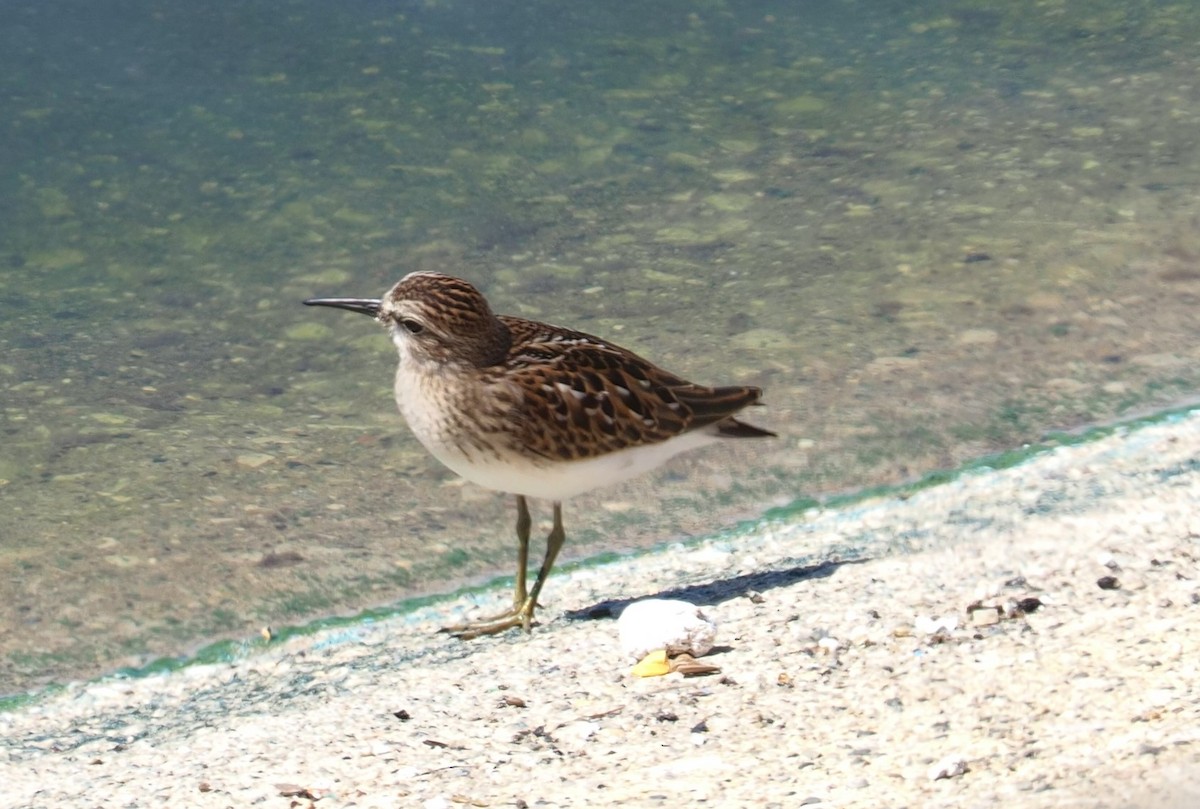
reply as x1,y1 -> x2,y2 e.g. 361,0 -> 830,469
3,409 -> 1199,808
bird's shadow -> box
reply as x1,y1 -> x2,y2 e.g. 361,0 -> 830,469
564,556 -> 868,622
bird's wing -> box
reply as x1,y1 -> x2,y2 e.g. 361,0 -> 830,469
495,318 -> 766,460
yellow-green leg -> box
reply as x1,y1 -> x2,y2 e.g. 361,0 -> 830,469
442,498 -> 565,639
513,495 -> 531,608
520,501 -> 565,631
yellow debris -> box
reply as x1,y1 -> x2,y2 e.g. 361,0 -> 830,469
631,649 -> 671,678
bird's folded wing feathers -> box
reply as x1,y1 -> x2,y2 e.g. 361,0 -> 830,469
497,331 -> 767,459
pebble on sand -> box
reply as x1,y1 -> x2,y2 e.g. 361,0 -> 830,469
928,755 -> 969,781
618,598 -> 717,662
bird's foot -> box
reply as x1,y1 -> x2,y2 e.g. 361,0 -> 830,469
440,601 -> 537,640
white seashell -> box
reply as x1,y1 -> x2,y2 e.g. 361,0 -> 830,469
618,599 -> 717,661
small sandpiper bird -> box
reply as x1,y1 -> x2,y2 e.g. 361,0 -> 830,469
305,272 -> 775,638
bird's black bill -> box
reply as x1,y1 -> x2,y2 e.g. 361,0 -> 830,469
302,297 -> 382,317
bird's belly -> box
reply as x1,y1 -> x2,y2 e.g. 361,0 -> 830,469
425,430 -> 719,501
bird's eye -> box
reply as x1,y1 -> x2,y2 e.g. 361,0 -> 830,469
399,318 -> 424,334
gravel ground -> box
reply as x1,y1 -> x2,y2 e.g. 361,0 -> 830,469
3,409 -> 1199,809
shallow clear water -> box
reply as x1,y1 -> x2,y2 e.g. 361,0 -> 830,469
2,0 -> 1199,693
